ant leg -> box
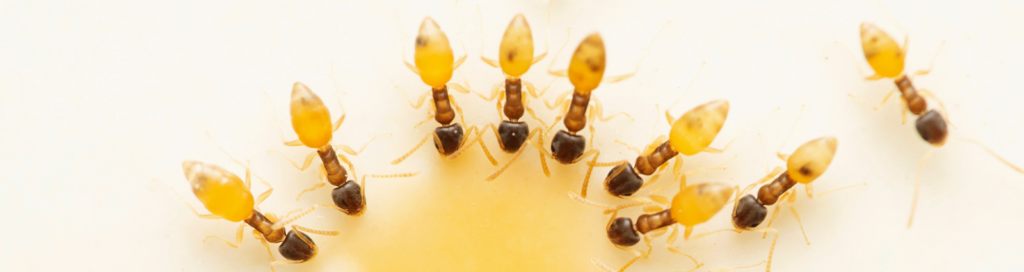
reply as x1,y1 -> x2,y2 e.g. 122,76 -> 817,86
761,199 -> 784,238
204,223 -> 245,248
543,90 -> 573,110
907,148 -> 936,228
335,133 -> 392,156
486,129 -> 549,181
613,140 -> 643,155
447,125 -> 498,165
396,85 -> 432,109
254,177 -> 274,206
450,94 -> 468,129
253,230 -> 277,272
268,151 -> 318,171
264,93 -> 305,147
809,183 -> 867,199
391,134 -> 431,165
572,149 -> 602,198
847,86 -> 898,111
547,28 -> 573,77
776,105 -> 806,161
788,205 -> 810,245
448,76 -> 474,95
472,82 -> 503,102
295,182 -> 327,201
666,226 -> 704,271
393,11 -> 420,75
911,41 -> 946,77
955,138 -> 1024,174
331,109 -> 346,133
155,179 -> 222,220
525,78 -> 558,99
702,132 -> 744,154
592,98 -> 634,122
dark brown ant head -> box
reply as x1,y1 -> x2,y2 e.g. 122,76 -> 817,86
433,123 -> 465,155
498,121 -> 529,152
331,180 -> 364,216
732,194 -> 767,229
279,230 -> 316,261
607,217 -> 641,247
550,130 -> 585,164
916,110 -> 948,147
604,163 -> 643,197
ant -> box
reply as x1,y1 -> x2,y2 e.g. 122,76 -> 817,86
592,74 -> 739,199
159,134 -> 337,271
269,82 -> 418,216
511,25 -> 663,196
572,175 -> 739,272
848,19 -> 1024,227
453,9 -> 555,180
391,15 -> 497,166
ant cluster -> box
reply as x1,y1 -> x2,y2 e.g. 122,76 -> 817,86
156,3 -> 1022,272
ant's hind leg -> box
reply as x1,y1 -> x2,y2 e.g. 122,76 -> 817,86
573,149 -> 602,198
253,230 -> 278,272
204,223 -> 245,248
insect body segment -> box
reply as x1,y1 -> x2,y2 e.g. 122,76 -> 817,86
415,17 -> 457,89
393,17 -> 496,165
183,161 -> 255,222
858,23 -> 947,146
732,137 -> 837,231
171,157 -> 337,270
599,99 -> 731,198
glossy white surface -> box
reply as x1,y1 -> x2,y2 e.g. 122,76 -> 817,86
2,0 -> 1023,271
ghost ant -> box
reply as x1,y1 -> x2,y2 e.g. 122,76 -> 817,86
391,14 -> 497,166
268,82 -> 418,216
158,133 -> 337,271
448,6 -> 556,181
843,15 -> 1024,227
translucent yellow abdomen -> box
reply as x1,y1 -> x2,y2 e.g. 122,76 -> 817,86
290,82 -> 333,149
567,33 -> 605,94
860,23 -> 905,78
182,161 -> 254,222
786,137 -> 838,184
671,183 -> 735,226
414,17 -> 455,88
499,14 -> 535,78
669,100 -> 730,156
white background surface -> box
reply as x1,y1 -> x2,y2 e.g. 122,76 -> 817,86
2,0 -> 1024,271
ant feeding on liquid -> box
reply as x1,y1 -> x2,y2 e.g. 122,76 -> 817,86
503,23 -> 666,196
571,172 -> 744,272
268,82 -> 419,216
840,10 -> 1024,227
588,64 -> 742,199
451,5 -> 556,181
391,13 -> 497,166
158,133 -> 338,271
688,106 -> 864,271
